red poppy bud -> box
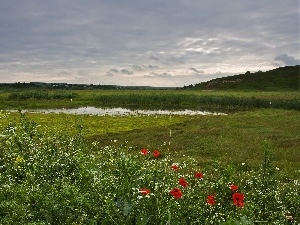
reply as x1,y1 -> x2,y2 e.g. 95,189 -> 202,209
139,188 -> 151,195
169,188 -> 182,199
178,177 -> 188,188
229,184 -> 239,191
153,150 -> 160,158
195,171 -> 203,179
140,148 -> 149,155
206,195 -> 216,206
171,164 -> 179,171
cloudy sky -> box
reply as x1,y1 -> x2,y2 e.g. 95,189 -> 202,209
0,1 -> 299,87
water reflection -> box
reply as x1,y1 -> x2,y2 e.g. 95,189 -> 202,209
19,107 -> 226,116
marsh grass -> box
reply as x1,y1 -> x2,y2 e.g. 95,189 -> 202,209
1,90 -> 300,110
7,91 -> 78,101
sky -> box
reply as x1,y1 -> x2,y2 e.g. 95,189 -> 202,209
0,1 -> 299,87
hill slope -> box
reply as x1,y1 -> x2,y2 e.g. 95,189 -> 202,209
189,65 -> 299,90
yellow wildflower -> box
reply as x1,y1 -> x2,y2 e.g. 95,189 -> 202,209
15,155 -> 25,164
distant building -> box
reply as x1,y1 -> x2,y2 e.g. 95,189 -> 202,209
30,82 -> 46,86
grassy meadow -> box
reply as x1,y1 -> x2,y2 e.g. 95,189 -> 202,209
0,89 -> 299,224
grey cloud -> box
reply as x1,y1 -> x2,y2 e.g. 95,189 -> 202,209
274,54 -> 299,66
131,64 -> 160,71
147,64 -> 159,69
120,69 -> 134,75
131,65 -> 144,71
58,71 -> 71,75
149,72 -> 171,77
105,72 -> 114,77
150,55 -> 159,61
169,57 -> 185,65
190,68 -> 204,73
109,69 -> 119,73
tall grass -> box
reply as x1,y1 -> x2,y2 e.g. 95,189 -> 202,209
7,91 -> 78,100
92,93 -> 300,110
2,90 -> 300,111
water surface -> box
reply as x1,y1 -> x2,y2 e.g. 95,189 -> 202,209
18,107 -> 226,116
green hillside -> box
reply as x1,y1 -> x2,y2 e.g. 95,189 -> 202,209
189,65 -> 299,90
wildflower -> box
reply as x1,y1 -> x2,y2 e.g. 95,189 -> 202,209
234,200 -> 245,208
153,149 -> 160,158
195,171 -> 203,179
169,188 -> 182,199
229,184 -> 238,191
15,155 -> 25,164
232,192 -> 245,208
206,195 -> 216,206
140,148 -> 149,155
178,177 -> 188,188
171,163 -> 179,171
139,188 -> 151,195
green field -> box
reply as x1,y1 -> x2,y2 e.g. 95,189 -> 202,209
1,89 -> 299,176
0,89 -> 299,224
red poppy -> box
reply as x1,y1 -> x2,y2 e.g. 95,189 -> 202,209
232,192 -> 245,208
139,188 -> 151,195
233,200 -> 245,208
171,164 -> 179,171
195,171 -> 203,179
140,148 -> 149,155
153,150 -> 160,158
206,195 -> 216,206
229,184 -> 239,191
169,188 -> 182,199
178,177 -> 188,188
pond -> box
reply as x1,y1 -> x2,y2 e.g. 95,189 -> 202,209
15,107 -> 227,116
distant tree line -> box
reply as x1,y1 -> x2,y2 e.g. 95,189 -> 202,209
0,82 -> 121,90
0,82 -> 178,90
